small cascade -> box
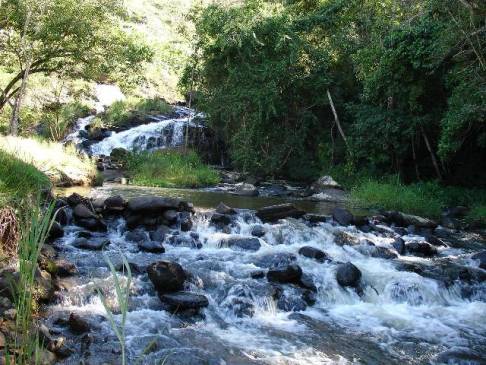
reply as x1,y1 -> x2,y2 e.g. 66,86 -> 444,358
63,115 -> 96,145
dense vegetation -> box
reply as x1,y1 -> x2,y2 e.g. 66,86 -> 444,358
182,0 -> 485,186
123,150 -> 220,188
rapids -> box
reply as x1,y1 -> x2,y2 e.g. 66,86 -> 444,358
45,188 -> 486,365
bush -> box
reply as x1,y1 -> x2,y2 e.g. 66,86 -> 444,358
40,101 -> 91,141
125,149 -> 219,188
103,97 -> 173,127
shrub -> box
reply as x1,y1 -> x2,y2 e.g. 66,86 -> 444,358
103,97 -> 173,128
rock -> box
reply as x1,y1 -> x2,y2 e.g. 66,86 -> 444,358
127,196 -> 183,213
147,261 -> 186,294
442,206 -> 469,218
233,183 -> 259,197
215,202 -> 236,215
310,175 -> 342,192
54,259 -> 78,277
336,262 -> 361,287
352,216 -> 368,226
332,207 -> 354,226
277,295 -> 307,312
255,253 -> 296,268
72,238 -> 109,250
406,241 -> 438,257
125,230 -> 147,243
221,237 -> 261,251
115,262 -> 143,275
35,269 -> 54,302
179,212 -> 193,231
267,265 -> 302,285
303,214 -> 330,223
110,147 -> 129,162
163,210 -> 179,225
472,251 -> 486,270
256,204 -> 305,222
138,240 -> 165,253
167,235 -> 201,249
368,246 -> 397,259
302,290 -> 317,305
73,204 -> 96,219
66,193 -> 83,207
76,218 -> 107,232
47,337 -> 74,359
104,195 -> 127,212
250,225 -> 266,237
334,231 -> 360,246
158,292 -> 209,311
298,246 -> 327,262
68,313 -> 90,334
48,221 -> 64,240
384,211 -> 437,229
423,233 -> 446,247
150,226 -> 169,242
440,216 -> 463,230
250,271 -> 265,279
310,189 -> 347,203
0,332 -> 5,348
392,238 -> 405,255
210,213 -> 232,227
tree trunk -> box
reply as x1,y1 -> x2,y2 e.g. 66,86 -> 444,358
420,125 -> 442,180
9,60 -> 32,136
411,135 -> 421,180
326,89 -> 349,152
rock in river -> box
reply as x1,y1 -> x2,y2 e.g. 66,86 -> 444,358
147,261 -> 186,294
336,262 -> 361,287
127,196 -> 183,213
221,237 -> 261,251
158,292 -> 209,311
298,246 -> 327,262
267,264 -> 302,285
256,204 -> 305,222
332,207 -> 354,226
72,238 -> 109,251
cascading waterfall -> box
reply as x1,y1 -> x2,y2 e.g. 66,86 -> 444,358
46,197 -> 486,365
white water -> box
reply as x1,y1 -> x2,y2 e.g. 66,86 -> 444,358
63,115 -> 95,144
47,206 -> 486,364
89,107 -> 200,156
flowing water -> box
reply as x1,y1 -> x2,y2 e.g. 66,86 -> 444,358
48,186 -> 486,365
49,108 -> 486,364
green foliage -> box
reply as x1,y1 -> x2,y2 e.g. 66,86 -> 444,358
124,150 -> 220,188
102,98 -> 173,128
40,101 -> 91,141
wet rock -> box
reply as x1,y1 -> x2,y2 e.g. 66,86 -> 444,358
250,225 -> 265,237
255,252 -> 296,268
222,237 -> 261,251
76,218 -> 107,232
422,233 -> 446,247
406,241 -> 438,257
352,216 -> 368,226
303,214 -> 330,224
384,211 -> 437,229
472,251 -> 486,270
210,213 -> 232,227
310,175 -> 342,193
435,349 -> 484,364
150,225 -> 170,242
48,221 -> 64,240
256,204 -> 305,222
250,271 -> 265,279
233,182 -> 259,197
147,261 -> 186,294
334,230 -> 360,246
392,238 -> 405,255
267,264 -> 302,285
66,193 -> 83,207
138,240 -> 165,253
302,290 -> 317,305
332,207 -> 354,226
125,230 -> 147,243
115,262 -> 143,275
179,212 -> 193,231
127,196 -> 183,213
68,313 -> 90,334
47,337 -> 74,359
35,269 -> 55,302
298,246 -> 327,262
159,292 -> 209,311
73,203 -> 96,219
163,210 -> 179,225
215,202 -> 236,215
104,195 -> 127,212
77,231 -> 92,239
53,259 -> 78,277
368,246 -> 398,259
277,295 -> 307,312
440,216 -> 463,230
72,237 -> 109,250
336,262 -> 361,287
167,235 -> 200,249
299,273 -> 317,291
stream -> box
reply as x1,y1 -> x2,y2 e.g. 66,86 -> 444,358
43,110 -> 486,365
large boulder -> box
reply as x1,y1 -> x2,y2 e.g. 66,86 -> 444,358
310,176 -> 342,193
127,196 -> 183,213
332,207 -> 354,226
73,204 -> 96,220
298,246 -> 327,262
472,251 -> 486,270
384,211 -> 437,229
147,261 -> 186,294
76,218 -> 107,232
336,262 -> 361,287
221,237 -> 261,251
233,183 -> 259,197
267,264 -> 302,285
256,204 -> 305,222
158,292 -> 209,311
406,241 -> 438,257
215,202 -> 236,215
104,195 -> 127,212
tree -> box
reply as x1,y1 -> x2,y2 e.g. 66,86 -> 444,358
0,0 -> 152,131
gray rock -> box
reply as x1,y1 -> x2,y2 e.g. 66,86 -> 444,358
125,230 -> 147,243
104,195 -> 126,212
384,211 -> 437,229
215,202 -> 236,215
233,183 -> 259,197
127,196 -> 182,213
254,252 -> 297,269
406,241 -> 438,257
310,175 -> 342,192
48,221 -> 64,240
472,251 -> 486,270
392,238 -> 405,255
73,204 -> 96,219
150,225 -> 170,242
68,313 -> 90,334
336,262 -> 361,287
76,218 -> 107,232
277,295 -> 307,312
138,240 -> 165,253
332,207 -> 354,226
250,225 -> 266,237
163,209 -> 179,224
159,292 -> 209,311
256,204 -> 305,222
267,264 -> 302,285
298,246 -> 327,262
72,238 -> 109,250
147,261 -> 186,294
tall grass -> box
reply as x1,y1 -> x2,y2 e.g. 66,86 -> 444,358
0,136 -> 96,187
12,201 -> 54,364
125,150 -> 220,188
99,252 -> 132,365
